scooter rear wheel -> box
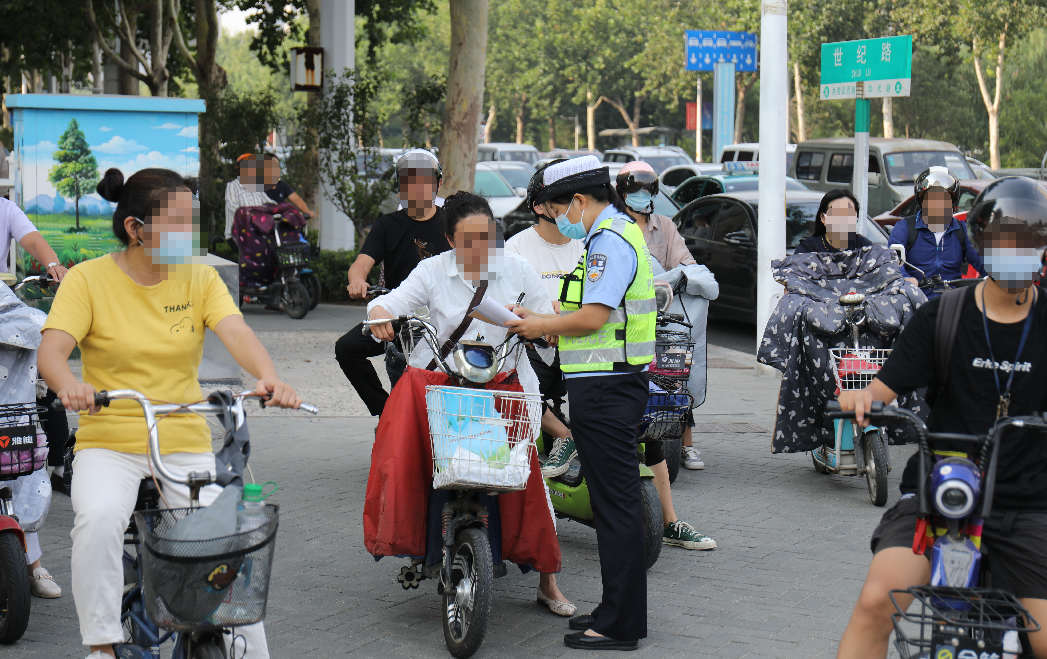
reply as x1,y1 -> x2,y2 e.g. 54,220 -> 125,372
442,527 -> 492,658
863,430 -> 889,507
0,530 -> 30,644
641,478 -> 663,570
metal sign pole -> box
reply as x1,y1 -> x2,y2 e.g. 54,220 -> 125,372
713,61 -> 736,164
852,82 -> 870,225
756,0 -> 788,365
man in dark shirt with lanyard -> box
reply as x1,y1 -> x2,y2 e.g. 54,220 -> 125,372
334,150 -> 450,416
835,177 -> 1047,658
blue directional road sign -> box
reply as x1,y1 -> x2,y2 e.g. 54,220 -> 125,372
685,30 -> 758,72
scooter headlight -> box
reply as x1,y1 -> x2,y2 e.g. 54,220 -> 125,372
930,458 -> 981,520
453,341 -> 499,384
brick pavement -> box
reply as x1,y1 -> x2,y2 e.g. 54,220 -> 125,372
9,306 -> 915,658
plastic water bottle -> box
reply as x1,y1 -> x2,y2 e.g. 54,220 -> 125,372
236,484 -> 268,533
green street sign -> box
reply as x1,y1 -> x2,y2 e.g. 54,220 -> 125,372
820,36 -> 912,100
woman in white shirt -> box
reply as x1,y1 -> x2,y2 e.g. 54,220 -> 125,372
367,191 -> 576,617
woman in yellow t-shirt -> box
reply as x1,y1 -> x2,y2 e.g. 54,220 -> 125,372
37,167 -> 301,659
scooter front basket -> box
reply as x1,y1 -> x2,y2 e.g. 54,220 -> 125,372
425,386 -> 541,492
890,586 -> 1037,659
830,348 -> 892,392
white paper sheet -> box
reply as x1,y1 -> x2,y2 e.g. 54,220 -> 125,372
468,297 -> 519,327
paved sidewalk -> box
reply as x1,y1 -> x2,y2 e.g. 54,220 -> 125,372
13,308 -> 914,658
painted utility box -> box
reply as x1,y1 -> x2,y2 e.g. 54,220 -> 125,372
5,94 -> 205,274
5,94 -> 240,386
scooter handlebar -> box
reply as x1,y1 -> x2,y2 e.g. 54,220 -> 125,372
824,400 -> 886,419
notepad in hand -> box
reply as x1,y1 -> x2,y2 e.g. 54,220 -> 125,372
469,297 -> 519,327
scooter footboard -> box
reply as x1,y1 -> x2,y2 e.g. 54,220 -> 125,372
890,586 -> 1037,659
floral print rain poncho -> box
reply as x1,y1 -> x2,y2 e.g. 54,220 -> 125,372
758,245 -> 927,454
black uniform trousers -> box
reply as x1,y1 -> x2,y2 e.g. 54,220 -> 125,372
334,321 -> 408,416
565,370 -> 650,641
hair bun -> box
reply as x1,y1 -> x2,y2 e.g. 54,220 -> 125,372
96,168 -> 125,202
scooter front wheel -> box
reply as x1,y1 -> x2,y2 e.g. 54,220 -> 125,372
443,527 -> 493,658
0,530 -> 30,644
863,430 -> 889,507
281,281 -> 310,320
300,272 -> 322,310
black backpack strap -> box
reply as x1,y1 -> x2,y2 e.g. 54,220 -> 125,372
905,215 -> 919,254
931,287 -> 967,404
957,220 -> 968,268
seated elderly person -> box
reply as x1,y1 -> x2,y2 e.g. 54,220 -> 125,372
366,191 -> 576,617
224,154 -> 277,241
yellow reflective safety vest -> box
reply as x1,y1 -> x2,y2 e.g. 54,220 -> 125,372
557,214 -> 656,373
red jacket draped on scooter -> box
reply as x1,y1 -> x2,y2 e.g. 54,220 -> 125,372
364,367 -> 561,574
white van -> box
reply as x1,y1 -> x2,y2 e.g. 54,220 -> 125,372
477,143 -> 540,165
718,142 -> 798,174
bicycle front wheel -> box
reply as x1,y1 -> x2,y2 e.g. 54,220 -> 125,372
442,527 -> 492,658
863,430 -> 889,507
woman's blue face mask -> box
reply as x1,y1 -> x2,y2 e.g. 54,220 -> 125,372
624,190 -> 653,213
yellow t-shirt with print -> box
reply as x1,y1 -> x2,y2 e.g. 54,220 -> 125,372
42,254 -> 242,454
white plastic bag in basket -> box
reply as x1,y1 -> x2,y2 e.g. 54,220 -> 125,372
433,441 -> 532,490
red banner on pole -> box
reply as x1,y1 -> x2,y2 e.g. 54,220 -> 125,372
686,102 -> 697,131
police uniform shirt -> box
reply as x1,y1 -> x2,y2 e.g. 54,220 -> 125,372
564,204 -> 642,380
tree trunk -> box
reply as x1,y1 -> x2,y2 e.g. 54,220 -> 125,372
882,96 -> 894,139
439,0 -> 489,195
793,62 -> 806,142
484,104 -> 495,143
514,94 -> 526,144
91,40 -> 103,93
586,90 -> 602,152
548,114 -> 556,150
75,194 -> 81,230
734,74 -> 755,144
118,15 -> 140,96
971,30 -> 1007,170
601,95 -> 641,147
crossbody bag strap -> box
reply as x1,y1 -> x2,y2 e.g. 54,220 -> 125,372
426,284 -> 489,373
932,287 -> 967,404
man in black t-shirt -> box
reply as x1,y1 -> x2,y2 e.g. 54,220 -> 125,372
334,150 -> 450,415
836,177 -> 1047,659
262,154 -> 313,217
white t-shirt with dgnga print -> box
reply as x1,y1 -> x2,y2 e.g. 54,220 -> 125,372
505,226 -> 584,304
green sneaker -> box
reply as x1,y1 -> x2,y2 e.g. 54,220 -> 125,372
663,520 -> 716,550
541,436 -> 577,478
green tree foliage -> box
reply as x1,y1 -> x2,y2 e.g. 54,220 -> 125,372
998,28 -> 1047,168
296,69 -> 396,246
48,119 -> 99,232
0,0 -> 96,94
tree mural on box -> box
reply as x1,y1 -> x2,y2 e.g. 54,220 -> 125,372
48,118 -> 99,232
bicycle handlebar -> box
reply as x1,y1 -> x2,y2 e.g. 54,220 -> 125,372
93,389 -> 318,486
13,273 -> 55,291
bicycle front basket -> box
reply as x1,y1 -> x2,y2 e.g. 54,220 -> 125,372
425,386 -> 541,492
0,404 -> 46,481
275,243 -> 311,268
890,586 -> 1038,659
135,504 -> 279,632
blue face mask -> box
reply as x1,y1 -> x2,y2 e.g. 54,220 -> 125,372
555,198 -> 588,240
984,248 -> 1042,288
147,231 -> 198,265
624,190 -> 653,213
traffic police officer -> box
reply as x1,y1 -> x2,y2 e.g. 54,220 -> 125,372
507,156 -> 656,651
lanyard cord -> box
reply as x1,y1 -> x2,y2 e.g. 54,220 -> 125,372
980,285 -> 1036,410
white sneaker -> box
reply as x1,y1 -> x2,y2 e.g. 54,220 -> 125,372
681,446 -> 704,470
30,567 -> 62,598
84,653 -> 112,659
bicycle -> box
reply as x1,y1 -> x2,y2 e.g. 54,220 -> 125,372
826,400 -> 1046,658
91,389 -> 318,659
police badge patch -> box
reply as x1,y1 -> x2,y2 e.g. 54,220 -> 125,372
587,253 -> 607,282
